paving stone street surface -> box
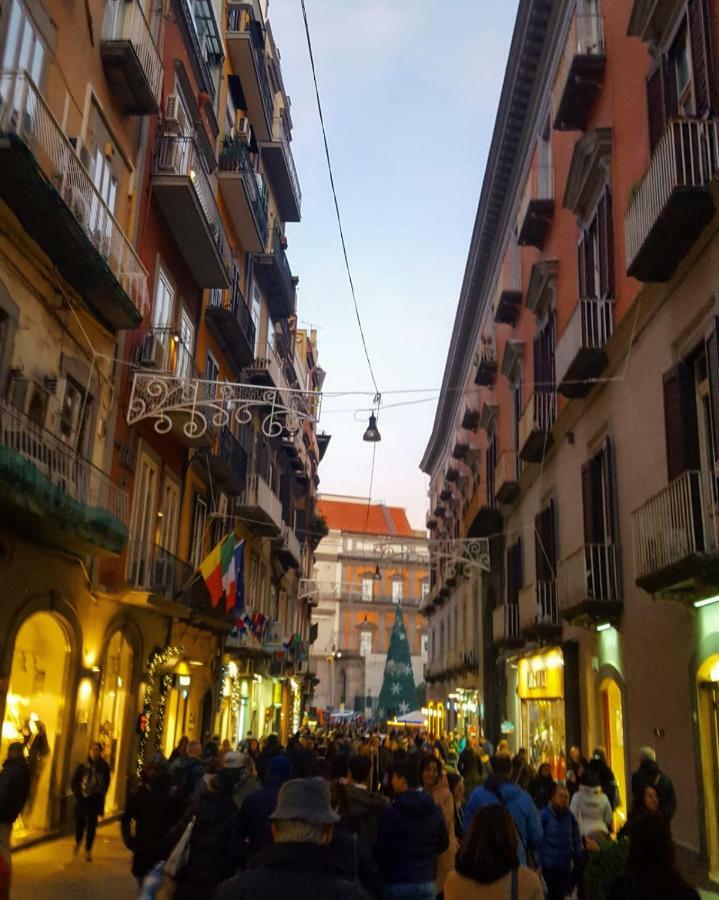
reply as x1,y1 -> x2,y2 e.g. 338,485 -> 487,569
12,825 -> 136,899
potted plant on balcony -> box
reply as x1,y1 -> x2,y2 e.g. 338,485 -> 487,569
279,233 -> 288,250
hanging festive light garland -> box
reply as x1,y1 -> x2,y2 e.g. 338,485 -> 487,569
136,645 -> 183,777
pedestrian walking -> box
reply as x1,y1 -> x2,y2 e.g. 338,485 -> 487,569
529,762 -> 555,810
169,736 -> 189,765
445,805 -> 544,900
565,747 -> 587,799
458,743 -> 482,796
170,740 -> 206,803
70,742 -> 110,861
463,754 -> 543,867
217,777 -> 368,900
511,748 -> 535,792
228,752 -> 259,809
255,734 -> 282,783
630,746 -> 676,821
536,784 -> 582,900
420,754 -> 457,896
333,753 -> 388,850
0,743 -> 30,899
569,770 -> 613,841
171,754 -> 244,899
607,814 -> 699,900
588,746 -> 620,810
376,757 -> 449,899
238,755 -> 293,858
121,752 -> 183,885
446,772 -> 465,840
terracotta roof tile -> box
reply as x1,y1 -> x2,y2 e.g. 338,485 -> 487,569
317,498 -> 414,536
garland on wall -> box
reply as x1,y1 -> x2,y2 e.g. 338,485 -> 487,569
136,645 -> 182,778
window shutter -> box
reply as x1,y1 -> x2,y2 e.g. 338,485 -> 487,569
578,235 -> 587,301
689,0 -> 714,116
598,189 -> 614,300
535,502 -> 556,582
662,361 -> 700,482
601,438 -> 618,545
647,65 -> 666,153
581,459 -> 596,544
705,318 -> 719,471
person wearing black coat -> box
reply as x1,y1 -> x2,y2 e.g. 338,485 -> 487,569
238,755 -> 293,857
121,753 -> 183,882
173,765 -> 244,899
376,758 -> 449,894
0,743 -> 30,894
217,777 -> 368,900
70,742 -> 111,861
630,747 -> 677,821
529,762 -> 556,810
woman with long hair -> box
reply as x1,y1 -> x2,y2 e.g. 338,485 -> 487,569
445,805 -> 544,899
420,753 -> 456,898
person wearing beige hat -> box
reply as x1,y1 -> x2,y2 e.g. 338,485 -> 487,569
217,777 -> 369,899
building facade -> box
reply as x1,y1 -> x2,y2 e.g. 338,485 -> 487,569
0,0 -> 323,840
310,495 -> 429,719
421,0 -> 719,877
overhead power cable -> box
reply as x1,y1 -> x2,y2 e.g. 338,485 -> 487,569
299,0 -> 380,399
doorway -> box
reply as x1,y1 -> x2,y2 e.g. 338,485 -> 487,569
96,632 -> 133,814
697,655 -> 719,878
600,677 -> 627,825
1,612 -> 71,837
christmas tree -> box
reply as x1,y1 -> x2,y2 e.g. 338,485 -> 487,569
376,606 -> 417,722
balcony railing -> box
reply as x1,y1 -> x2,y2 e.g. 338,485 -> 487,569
552,12 -> 606,130
0,398 -> 128,525
495,450 -> 520,503
207,279 -> 256,369
243,473 -> 282,530
492,602 -> 519,644
128,540 -> 193,598
519,391 -> 556,462
226,5 -> 274,123
625,118 -> 719,281
519,580 -> 559,632
153,133 -> 230,271
517,164 -> 554,249
0,71 -> 148,321
280,522 -> 302,565
558,543 -> 621,617
556,297 -> 613,398
101,0 -> 163,112
218,137 -> 269,244
632,470 -> 717,590
140,325 -> 195,377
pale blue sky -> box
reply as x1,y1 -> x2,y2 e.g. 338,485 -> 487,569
269,0 -> 520,529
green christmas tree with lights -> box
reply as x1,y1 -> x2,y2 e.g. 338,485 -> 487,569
377,606 -> 417,722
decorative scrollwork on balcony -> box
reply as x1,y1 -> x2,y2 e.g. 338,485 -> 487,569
127,371 -> 317,439
373,537 -> 490,576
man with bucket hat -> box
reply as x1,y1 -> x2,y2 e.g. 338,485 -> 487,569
217,777 -> 369,899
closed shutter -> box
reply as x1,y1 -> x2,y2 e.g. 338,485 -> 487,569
601,438 -> 618,545
647,65 -> 666,153
689,0 -> 714,116
581,459 -> 595,545
706,318 -> 719,471
578,235 -> 587,301
598,189 -> 614,300
507,539 -> 522,606
663,54 -> 678,122
663,361 -> 700,482
535,502 -> 556,582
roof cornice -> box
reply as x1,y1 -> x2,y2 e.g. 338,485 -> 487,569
420,0 -> 562,476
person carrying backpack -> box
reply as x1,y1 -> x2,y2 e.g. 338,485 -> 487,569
71,742 -> 110,861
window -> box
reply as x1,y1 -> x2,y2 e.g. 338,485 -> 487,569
578,189 -> 613,302
361,576 -> 373,602
421,634 -> 429,659
158,477 -> 181,553
1,0 -> 45,84
251,285 -> 262,357
360,631 -> 372,657
189,493 -> 208,569
487,432 -> 497,507
421,581 -> 430,601
506,537 -> 523,608
176,309 -> 195,378
153,265 -> 174,328
391,578 -> 403,604
535,500 -> 558,622
671,24 -> 693,114
205,350 -> 219,384
581,440 -> 620,602
534,311 -> 557,431
127,452 -> 158,584
512,374 -> 522,477
59,377 -> 92,454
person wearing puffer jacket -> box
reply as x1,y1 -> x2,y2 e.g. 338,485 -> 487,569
537,784 -> 582,900
569,770 -> 613,840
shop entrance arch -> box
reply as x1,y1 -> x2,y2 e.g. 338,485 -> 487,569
1,612 -> 72,838
599,676 -> 627,822
697,655 -> 719,877
96,631 -> 133,814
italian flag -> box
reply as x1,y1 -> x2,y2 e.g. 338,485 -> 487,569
199,535 -> 244,611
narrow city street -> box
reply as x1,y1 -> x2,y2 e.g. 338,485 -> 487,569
12,827 -> 135,899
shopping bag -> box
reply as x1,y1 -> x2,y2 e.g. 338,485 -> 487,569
164,817 -> 195,878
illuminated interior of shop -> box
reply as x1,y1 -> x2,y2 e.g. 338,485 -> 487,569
97,632 -> 133,814
162,661 -> 192,758
697,654 -> 719,878
600,677 -> 627,826
1,613 -> 70,836
518,649 -> 566,779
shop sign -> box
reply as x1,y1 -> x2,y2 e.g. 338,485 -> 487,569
518,650 -> 564,700
501,720 -> 515,734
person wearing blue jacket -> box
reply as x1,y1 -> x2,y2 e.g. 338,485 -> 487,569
462,754 -> 542,866
537,784 -> 583,900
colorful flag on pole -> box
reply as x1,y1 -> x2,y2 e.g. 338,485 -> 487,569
199,537 -> 225,607
232,540 -> 245,615
200,534 -> 241,609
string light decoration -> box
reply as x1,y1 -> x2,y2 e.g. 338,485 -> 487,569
136,645 -> 182,777
290,678 -> 302,735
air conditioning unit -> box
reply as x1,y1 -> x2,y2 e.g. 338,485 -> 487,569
139,332 -> 165,369
10,378 -> 50,426
70,137 -> 93,171
234,113 -> 250,145
165,94 -> 181,128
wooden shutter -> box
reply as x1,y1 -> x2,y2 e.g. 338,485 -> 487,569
705,318 -> 719,471
600,438 -> 618,546
581,459 -> 595,545
577,235 -> 587,301
663,361 -> 701,482
598,189 -> 614,300
689,0 -> 714,116
647,65 -> 666,153
535,502 -> 556,582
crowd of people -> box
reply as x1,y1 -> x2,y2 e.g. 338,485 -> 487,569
0,728 -> 697,899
